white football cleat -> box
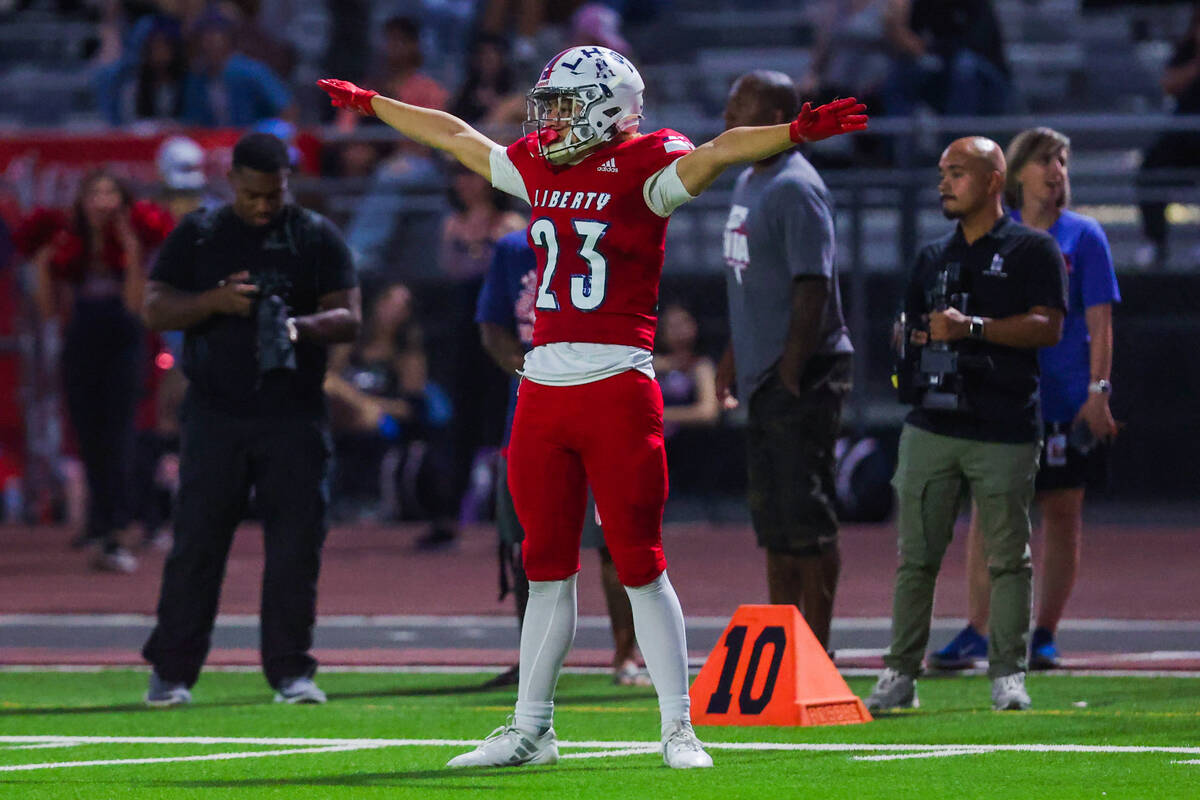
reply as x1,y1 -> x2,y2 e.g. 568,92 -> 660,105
446,720 -> 559,768
661,720 -> 713,769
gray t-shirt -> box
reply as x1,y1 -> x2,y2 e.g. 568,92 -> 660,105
723,151 -> 853,401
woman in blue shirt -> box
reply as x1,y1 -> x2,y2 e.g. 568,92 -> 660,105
931,127 -> 1121,671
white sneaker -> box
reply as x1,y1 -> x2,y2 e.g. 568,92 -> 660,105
991,672 -> 1031,711
446,720 -> 558,768
91,547 -> 138,573
145,671 -> 191,707
865,668 -> 919,711
661,720 -> 713,769
274,677 -> 327,704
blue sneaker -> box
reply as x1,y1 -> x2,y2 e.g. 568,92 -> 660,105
928,625 -> 988,670
1029,627 -> 1061,670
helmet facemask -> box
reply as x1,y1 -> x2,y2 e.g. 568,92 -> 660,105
525,84 -> 630,165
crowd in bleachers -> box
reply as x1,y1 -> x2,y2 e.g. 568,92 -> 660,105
0,0 -> 1198,567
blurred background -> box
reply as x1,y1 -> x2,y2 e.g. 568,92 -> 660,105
0,0 -> 1197,556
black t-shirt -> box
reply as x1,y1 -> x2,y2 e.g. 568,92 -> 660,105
911,0 -> 1009,75
150,204 -> 357,418
903,216 -> 1067,443
1168,39 -> 1200,115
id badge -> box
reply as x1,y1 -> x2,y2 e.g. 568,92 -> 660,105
1046,432 -> 1068,467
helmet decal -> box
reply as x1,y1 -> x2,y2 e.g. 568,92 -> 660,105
525,46 -> 644,165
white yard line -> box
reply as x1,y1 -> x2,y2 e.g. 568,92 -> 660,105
561,747 -> 659,760
3,735 -> 1200,754
853,748 -> 994,761
4,737 -> 1200,772
1,743 -> 81,751
0,744 -> 385,772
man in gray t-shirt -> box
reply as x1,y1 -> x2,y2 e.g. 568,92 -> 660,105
716,71 -> 855,653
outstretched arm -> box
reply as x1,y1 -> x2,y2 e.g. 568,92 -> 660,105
675,97 -> 868,196
317,79 -> 500,180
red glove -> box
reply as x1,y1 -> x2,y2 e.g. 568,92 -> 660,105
789,97 -> 869,143
316,79 -> 379,117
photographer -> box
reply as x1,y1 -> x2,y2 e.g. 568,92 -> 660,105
865,137 -> 1065,713
139,133 -> 361,706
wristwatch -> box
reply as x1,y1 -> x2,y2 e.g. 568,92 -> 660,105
969,316 -> 985,341
286,317 -> 298,343
1087,379 -> 1112,395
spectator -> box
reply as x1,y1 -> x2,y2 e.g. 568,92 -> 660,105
223,0 -> 297,82
93,13 -> 188,126
324,283 -> 457,539
363,16 -> 450,123
439,163 -> 527,281
450,33 -> 520,125
131,18 -> 188,122
929,127 -> 1121,672
801,1 -> 891,103
155,136 -> 214,219
16,171 -> 173,572
478,0 -> 576,67
343,18 -> 450,278
180,12 -> 294,127
1136,2 -> 1200,270
653,303 -> 719,498
800,0 -> 891,165
436,162 -> 525,549
883,0 -> 1011,117
568,3 -> 631,55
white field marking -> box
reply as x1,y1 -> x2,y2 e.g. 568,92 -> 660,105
4,736 -> 1200,756
854,748 -> 994,762
5,614 -> 1200,633
1172,760 -> 1200,765
2,743 -> 80,751
561,747 -> 658,760
0,744 -> 384,773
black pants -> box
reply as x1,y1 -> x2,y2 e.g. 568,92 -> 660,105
142,399 -> 332,689
1138,132 -> 1200,245
62,298 -> 144,551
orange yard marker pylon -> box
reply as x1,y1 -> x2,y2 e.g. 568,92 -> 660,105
689,604 -> 872,727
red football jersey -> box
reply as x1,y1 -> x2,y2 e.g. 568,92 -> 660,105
505,128 -> 694,350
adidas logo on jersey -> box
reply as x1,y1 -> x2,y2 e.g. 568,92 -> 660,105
596,158 -> 619,173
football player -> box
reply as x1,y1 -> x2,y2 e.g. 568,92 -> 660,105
318,45 -> 866,770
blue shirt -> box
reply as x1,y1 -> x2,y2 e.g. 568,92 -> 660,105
181,54 -> 291,127
1012,209 -> 1120,423
474,230 -> 536,447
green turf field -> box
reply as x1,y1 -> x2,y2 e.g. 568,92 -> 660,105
1,669 -> 1198,799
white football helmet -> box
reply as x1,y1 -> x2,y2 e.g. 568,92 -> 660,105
525,46 -> 644,165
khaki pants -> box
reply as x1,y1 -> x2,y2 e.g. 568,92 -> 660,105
884,424 -> 1040,679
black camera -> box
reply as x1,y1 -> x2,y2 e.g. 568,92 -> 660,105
252,269 -> 296,376
895,264 -> 993,412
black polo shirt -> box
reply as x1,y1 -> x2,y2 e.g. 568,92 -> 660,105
150,204 -> 357,418
903,215 -> 1067,443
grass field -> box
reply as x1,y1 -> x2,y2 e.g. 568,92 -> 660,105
1,669 -> 1199,799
